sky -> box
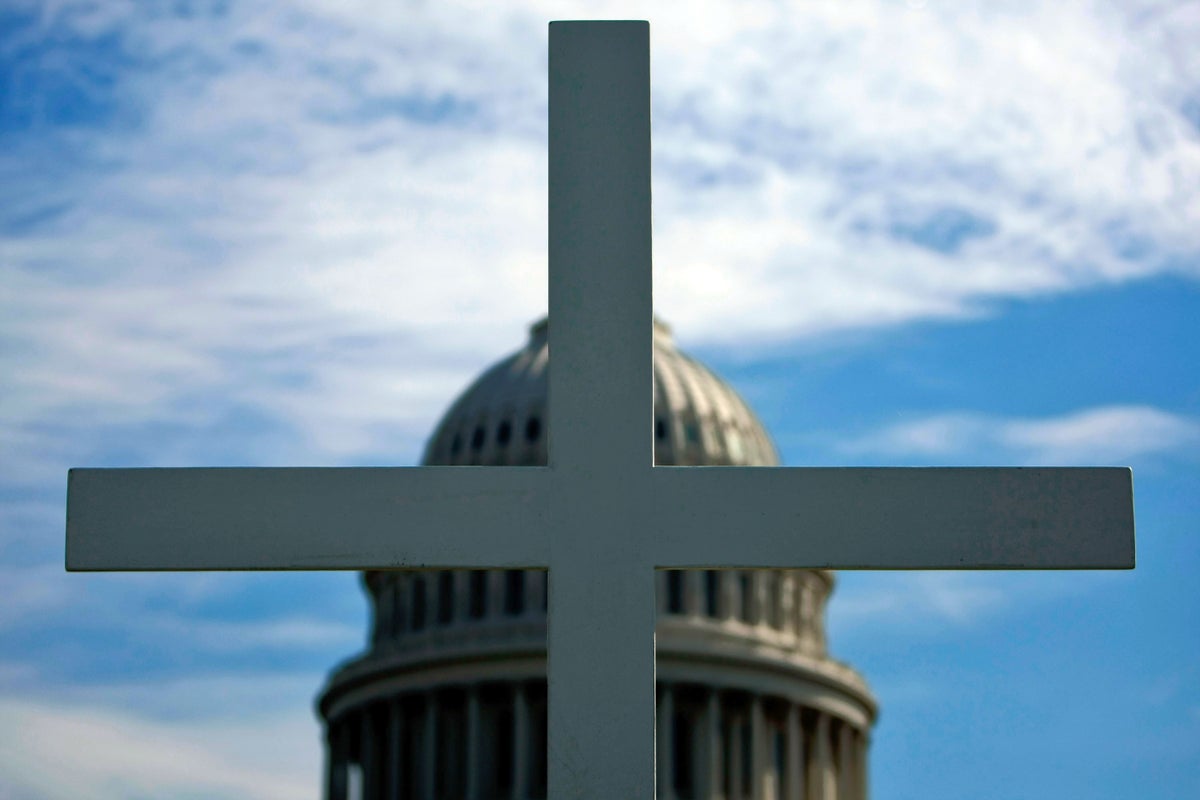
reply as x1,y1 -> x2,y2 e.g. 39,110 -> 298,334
1,0 -> 1198,798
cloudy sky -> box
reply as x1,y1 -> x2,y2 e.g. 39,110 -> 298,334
2,0 -> 1198,798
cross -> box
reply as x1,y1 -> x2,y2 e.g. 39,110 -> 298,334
66,21 -> 1135,800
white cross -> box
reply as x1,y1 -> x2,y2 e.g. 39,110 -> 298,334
66,21 -> 1135,800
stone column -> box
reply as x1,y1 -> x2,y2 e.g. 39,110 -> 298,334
422,694 -> 437,800
525,570 -> 544,617
453,571 -> 469,625
488,570 -> 505,621
426,575 -> 439,629
780,574 -> 796,642
362,706 -> 380,800
729,710 -> 744,800
795,579 -> 811,646
855,729 -> 869,800
466,686 -> 481,800
685,571 -> 704,618
513,683 -> 530,800
753,573 -> 769,628
325,718 -> 349,800
837,722 -> 852,800
658,684 -> 676,800
750,696 -> 765,800
705,691 -> 723,800
786,704 -> 803,800
387,698 -> 404,800
811,714 -> 834,800
720,572 -> 738,622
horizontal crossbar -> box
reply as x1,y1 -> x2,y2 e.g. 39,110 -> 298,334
66,467 -> 553,571
68,465 -> 1134,572
648,466 -> 1135,569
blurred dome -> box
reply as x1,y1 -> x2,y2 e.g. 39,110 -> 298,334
422,317 -> 779,467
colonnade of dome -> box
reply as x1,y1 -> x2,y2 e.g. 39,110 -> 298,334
323,676 -> 868,800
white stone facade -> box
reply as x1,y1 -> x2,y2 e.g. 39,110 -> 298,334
318,320 -> 876,799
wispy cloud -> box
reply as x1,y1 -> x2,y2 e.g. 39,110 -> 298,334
839,405 -> 1200,464
829,569 -> 1122,635
831,572 -> 1010,631
0,694 -> 319,800
2,0 -> 1197,476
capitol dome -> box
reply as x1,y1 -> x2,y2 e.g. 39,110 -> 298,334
318,318 -> 877,800
422,318 -> 779,468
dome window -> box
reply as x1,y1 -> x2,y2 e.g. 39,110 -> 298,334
704,570 -> 720,617
471,426 -> 486,450
666,570 -> 684,614
525,415 -> 542,443
655,417 -> 667,441
504,570 -> 525,615
450,434 -> 463,456
468,570 -> 488,618
497,420 -> 512,446
685,423 -> 700,444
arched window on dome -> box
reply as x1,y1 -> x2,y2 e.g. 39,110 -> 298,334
468,570 -> 487,619
666,570 -> 684,614
504,570 -> 525,615
524,415 -> 542,443
704,570 -> 720,617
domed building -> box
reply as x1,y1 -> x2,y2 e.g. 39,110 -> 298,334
317,318 -> 877,800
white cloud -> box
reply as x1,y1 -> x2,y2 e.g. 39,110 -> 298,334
0,563 -> 363,681
37,672 -> 327,724
828,568 -> 1122,634
0,694 -> 319,800
841,405 -> 1200,464
832,572 -> 1009,628
1,0 -> 1197,474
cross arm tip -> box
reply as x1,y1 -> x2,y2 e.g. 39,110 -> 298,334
549,19 -> 648,25
548,19 -> 649,37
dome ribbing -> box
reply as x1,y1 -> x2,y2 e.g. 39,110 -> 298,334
422,318 -> 779,468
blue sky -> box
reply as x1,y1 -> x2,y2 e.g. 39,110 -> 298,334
1,1 -> 1198,798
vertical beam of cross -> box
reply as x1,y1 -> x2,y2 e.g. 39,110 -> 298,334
548,20 -> 653,474
546,20 -> 657,800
